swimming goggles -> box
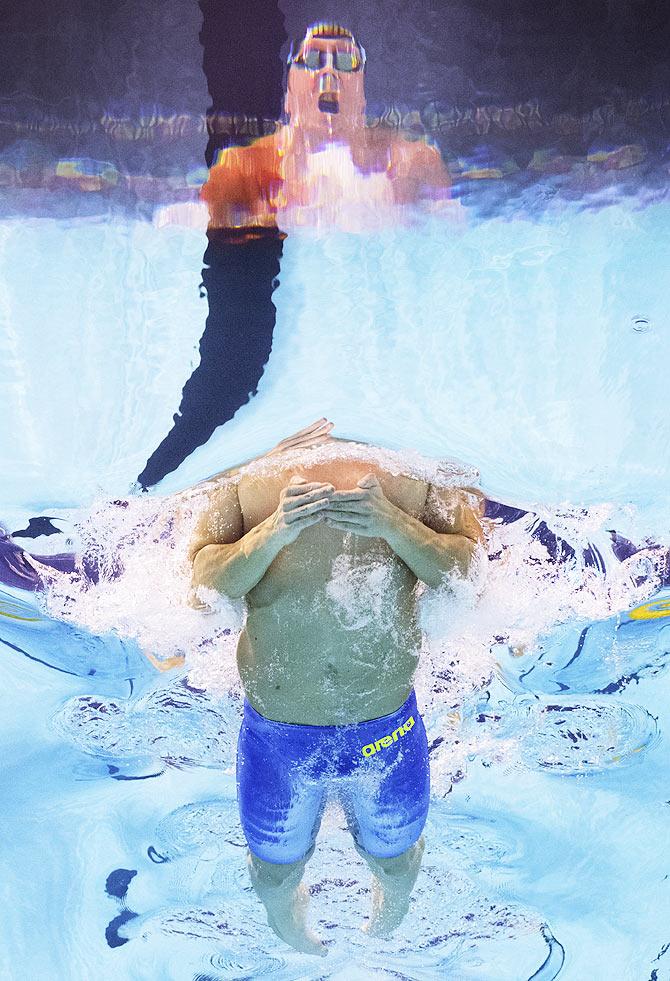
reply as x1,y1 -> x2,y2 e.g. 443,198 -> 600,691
288,43 -> 366,73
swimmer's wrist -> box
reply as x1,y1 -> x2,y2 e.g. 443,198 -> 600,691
243,516 -> 289,557
379,503 -> 414,548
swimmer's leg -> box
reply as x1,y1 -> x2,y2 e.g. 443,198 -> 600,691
247,849 -> 326,957
355,837 -> 425,937
237,702 -> 327,955
341,694 -> 430,937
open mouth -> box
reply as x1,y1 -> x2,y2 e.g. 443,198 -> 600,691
318,93 -> 340,114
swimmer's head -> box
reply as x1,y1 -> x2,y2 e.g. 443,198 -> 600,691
285,23 -> 366,133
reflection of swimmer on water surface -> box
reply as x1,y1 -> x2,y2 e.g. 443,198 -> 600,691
199,23 -> 454,236
138,23 -> 456,490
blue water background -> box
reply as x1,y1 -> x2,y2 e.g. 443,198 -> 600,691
1,197 -> 669,978
1,1 -> 670,976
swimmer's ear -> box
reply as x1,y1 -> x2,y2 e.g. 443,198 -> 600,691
357,473 -> 381,490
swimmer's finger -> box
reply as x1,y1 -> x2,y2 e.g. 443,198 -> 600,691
273,419 -> 333,452
279,434 -> 331,454
146,651 -> 186,672
284,498 -> 331,523
289,509 -> 328,529
288,418 -> 329,438
328,490 -> 368,503
284,479 -> 325,494
293,418 -> 332,438
324,516 -> 368,531
283,480 -> 333,497
290,430 -> 333,448
325,505 -> 371,518
284,486 -> 334,510
325,511 -> 368,524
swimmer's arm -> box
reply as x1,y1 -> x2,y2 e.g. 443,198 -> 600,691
200,138 -> 281,230
189,479 -> 330,601
188,481 -> 248,601
384,484 -> 484,585
191,521 -> 284,602
415,143 -> 452,197
391,141 -> 452,203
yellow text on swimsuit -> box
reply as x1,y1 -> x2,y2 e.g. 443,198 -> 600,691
361,716 -> 415,757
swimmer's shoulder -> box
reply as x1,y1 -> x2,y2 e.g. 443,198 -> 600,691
391,136 -> 450,183
421,483 -> 486,542
207,133 -> 280,173
187,475 -> 244,561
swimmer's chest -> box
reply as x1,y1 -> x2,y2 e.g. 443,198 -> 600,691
237,461 -> 426,530
277,139 -> 402,220
238,463 -> 427,604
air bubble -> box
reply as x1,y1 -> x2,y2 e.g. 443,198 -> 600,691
631,316 -> 651,333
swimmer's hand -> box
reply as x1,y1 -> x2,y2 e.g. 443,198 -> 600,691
269,419 -> 335,456
191,476 -> 333,600
272,475 -> 334,545
323,473 -> 398,538
326,474 -> 481,583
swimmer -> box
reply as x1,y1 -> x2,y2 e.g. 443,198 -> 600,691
188,425 -> 483,953
193,23 -> 454,236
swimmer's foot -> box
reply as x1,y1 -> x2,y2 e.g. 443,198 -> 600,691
266,884 -> 326,957
364,880 -> 411,938
362,837 -> 424,938
248,852 -> 326,957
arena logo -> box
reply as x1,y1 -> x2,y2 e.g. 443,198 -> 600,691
361,715 -> 415,757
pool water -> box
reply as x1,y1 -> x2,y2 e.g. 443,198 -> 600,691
1,195 -> 670,978
2,7 -> 670,979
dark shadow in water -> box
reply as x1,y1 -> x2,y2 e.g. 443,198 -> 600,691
105,909 -> 139,948
105,868 -> 137,899
11,517 -> 63,538
137,229 -> 284,488
137,0 -> 287,488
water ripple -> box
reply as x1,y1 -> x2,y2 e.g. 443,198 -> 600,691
52,677 -> 239,770
473,695 -> 660,774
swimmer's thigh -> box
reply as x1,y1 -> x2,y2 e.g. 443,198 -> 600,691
236,719 -> 327,864
342,715 -> 430,859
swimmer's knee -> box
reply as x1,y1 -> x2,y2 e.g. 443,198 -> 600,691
248,845 -> 315,887
355,835 -> 425,873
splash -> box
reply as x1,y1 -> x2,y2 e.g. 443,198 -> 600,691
34,469 -> 670,795
236,440 -> 480,488
40,490 -> 243,676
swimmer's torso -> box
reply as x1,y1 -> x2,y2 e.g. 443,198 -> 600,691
200,128 -> 451,235
236,457 -> 427,724
277,140 -> 395,232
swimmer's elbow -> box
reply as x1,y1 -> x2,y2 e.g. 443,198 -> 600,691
187,588 -> 211,612
191,545 -> 245,600
462,535 -> 477,564
458,536 -> 483,576
191,547 -> 219,598
437,534 -> 480,582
